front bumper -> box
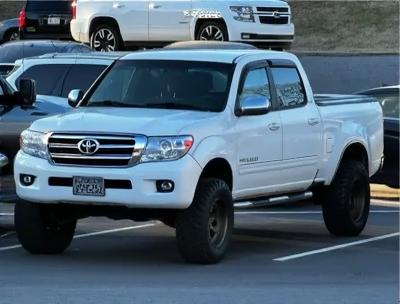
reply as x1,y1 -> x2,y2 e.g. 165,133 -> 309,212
14,151 -> 202,209
228,21 -> 294,42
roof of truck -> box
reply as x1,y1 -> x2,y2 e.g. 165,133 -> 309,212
121,49 -> 288,63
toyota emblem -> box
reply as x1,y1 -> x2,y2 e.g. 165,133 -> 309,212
77,139 -> 100,155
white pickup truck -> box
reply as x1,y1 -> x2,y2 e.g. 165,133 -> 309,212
70,0 -> 294,51
14,44 -> 383,264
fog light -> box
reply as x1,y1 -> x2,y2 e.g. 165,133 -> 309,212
156,180 -> 174,193
20,174 -> 36,186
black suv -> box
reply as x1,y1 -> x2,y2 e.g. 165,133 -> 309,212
19,0 -> 73,40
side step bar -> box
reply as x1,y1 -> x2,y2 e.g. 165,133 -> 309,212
234,191 -> 313,209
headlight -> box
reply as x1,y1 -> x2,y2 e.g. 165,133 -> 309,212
230,6 -> 255,22
140,136 -> 193,163
20,130 -> 48,159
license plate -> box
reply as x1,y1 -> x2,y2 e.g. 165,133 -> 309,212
73,176 -> 105,197
47,17 -> 61,25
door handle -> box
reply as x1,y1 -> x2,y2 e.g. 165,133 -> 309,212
149,3 -> 162,9
308,118 -> 320,126
113,3 -> 125,8
268,123 -> 280,131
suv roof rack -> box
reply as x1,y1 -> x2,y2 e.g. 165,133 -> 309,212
164,41 -> 258,50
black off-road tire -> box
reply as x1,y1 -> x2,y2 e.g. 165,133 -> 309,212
15,201 -> 77,254
90,23 -> 123,51
322,160 -> 370,236
196,21 -> 229,41
175,178 -> 233,264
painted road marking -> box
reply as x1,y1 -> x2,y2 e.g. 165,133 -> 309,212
0,213 -> 14,216
273,232 -> 400,262
236,210 -> 399,215
0,223 -> 156,252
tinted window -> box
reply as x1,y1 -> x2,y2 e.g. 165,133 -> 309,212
86,60 -> 233,112
239,67 -> 270,105
0,84 -> 4,95
271,67 -> 306,108
62,64 -> 107,97
26,0 -> 72,12
17,64 -> 70,96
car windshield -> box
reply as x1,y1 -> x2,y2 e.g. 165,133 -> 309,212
84,60 -> 233,112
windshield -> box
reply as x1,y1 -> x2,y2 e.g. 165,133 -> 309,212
84,60 -> 233,112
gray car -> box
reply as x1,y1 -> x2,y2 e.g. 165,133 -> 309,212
0,18 -> 19,43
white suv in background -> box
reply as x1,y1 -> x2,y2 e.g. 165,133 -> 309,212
70,0 -> 294,51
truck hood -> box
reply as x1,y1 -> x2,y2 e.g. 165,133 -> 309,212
29,107 -> 222,136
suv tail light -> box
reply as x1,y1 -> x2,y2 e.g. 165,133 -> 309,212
19,7 -> 27,28
72,1 -> 77,19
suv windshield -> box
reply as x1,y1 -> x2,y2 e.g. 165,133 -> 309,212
84,60 -> 233,112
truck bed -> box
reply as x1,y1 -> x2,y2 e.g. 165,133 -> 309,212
315,94 -> 376,106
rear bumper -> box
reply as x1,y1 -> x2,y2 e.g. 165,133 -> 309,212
70,19 -> 90,43
19,29 -> 72,40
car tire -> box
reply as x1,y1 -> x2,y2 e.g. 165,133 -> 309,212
322,160 -> 370,236
15,200 -> 76,254
175,178 -> 233,264
4,29 -> 19,42
196,21 -> 229,41
90,23 -> 123,52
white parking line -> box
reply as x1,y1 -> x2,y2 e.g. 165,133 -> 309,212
273,232 -> 400,262
236,210 -> 399,215
0,223 -> 156,252
0,213 -> 14,216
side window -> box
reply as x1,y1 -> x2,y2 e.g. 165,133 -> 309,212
239,67 -> 271,105
0,83 -> 4,96
271,67 -> 306,109
62,64 -> 107,97
16,64 -> 70,96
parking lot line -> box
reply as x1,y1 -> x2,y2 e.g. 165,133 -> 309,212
273,232 -> 400,262
0,223 -> 156,252
236,210 -> 399,215
0,213 -> 14,216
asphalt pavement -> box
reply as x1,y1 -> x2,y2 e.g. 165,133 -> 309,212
0,200 -> 398,304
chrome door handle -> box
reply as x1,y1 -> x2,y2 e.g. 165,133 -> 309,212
268,123 -> 281,131
308,118 -> 320,126
150,3 -> 162,9
113,3 -> 125,8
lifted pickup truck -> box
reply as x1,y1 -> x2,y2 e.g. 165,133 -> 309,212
14,46 -> 383,263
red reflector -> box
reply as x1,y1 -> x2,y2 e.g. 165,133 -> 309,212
72,1 -> 77,19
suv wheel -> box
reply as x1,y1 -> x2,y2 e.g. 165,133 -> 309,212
90,24 -> 123,52
5,29 -> 19,41
196,21 -> 228,41
322,160 -> 370,236
176,178 -> 233,264
15,201 -> 76,254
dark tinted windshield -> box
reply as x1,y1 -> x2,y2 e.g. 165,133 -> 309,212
373,93 -> 399,119
85,60 -> 233,112
26,0 -> 72,12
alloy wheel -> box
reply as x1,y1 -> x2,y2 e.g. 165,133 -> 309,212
199,26 -> 225,41
93,28 -> 116,52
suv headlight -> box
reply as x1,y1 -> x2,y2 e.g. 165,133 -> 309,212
230,6 -> 255,22
20,129 -> 48,159
140,136 -> 193,163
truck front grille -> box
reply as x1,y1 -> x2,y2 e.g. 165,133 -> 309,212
47,133 -> 147,167
255,7 -> 290,25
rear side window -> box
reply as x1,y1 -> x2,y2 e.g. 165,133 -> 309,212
271,67 -> 306,109
16,64 -> 70,96
61,64 -> 107,97
239,67 -> 271,106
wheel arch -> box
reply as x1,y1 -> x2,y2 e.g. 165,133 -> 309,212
199,157 -> 233,191
193,18 -> 229,40
89,16 -> 122,41
331,141 -> 369,183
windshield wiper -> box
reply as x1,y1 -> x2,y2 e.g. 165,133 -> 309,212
87,100 -> 141,108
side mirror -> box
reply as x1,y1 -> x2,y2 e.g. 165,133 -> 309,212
0,153 -> 8,169
236,95 -> 271,116
18,79 -> 36,107
68,89 -> 83,107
